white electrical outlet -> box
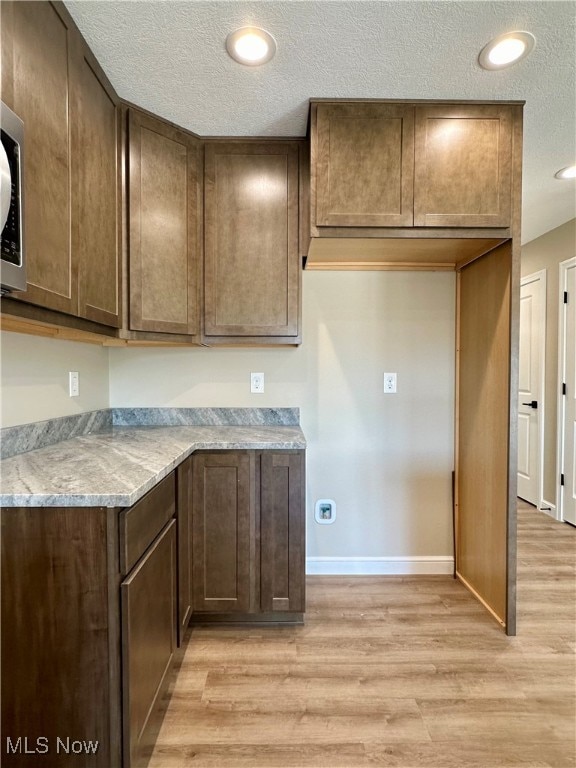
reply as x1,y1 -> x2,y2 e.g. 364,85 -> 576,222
383,372 -> 397,394
69,371 -> 80,397
250,372 -> 265,394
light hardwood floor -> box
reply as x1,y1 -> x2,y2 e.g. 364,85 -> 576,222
149,501 -> 576,767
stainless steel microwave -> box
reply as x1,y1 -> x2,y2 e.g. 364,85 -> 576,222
1,101 -> 26,294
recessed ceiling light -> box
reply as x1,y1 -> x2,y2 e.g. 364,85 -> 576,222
478,31 -> 535,70
226,27 -> 276,66
555,165 -> 576,180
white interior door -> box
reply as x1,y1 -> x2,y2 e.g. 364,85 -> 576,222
518,272 -> 545,505
559,259 -> 576,526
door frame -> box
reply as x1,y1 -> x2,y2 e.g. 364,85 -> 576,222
557,257 -> 576,522
519,270 -> 547,509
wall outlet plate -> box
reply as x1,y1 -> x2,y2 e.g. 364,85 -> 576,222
251,372 -> 264,393
315,499 -> 336,524
69,371 -> 79,397
383,372 -> 397,393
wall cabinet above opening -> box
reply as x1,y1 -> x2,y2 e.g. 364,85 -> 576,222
310,100 -> 517,250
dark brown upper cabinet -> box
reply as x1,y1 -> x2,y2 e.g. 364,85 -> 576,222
1,1 -> 121,325
128,109 -> 201,337
1,1 -> 76,315
203,141 -> 301,343
313,102 -> 415,227
310,100 -> 514,236
71,40 -> 122,328
413,104 -> 512,228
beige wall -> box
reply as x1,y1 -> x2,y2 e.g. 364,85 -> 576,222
0,332 -> 110,427
521,218 -> 576,507
110,271 -> 456,561
0,272 -> 456,562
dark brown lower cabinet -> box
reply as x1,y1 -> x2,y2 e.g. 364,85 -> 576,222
1,506 -> 120,768
0,472 -> 178,768
260,452 -> 305,613
191,450 -> 305,621
121,520 -> 176,768
192,452 -> 253,613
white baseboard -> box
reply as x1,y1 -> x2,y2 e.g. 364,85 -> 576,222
539,499 -> 558,520
306,556 -> 454,576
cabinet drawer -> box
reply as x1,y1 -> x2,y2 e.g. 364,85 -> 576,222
119,473 -> 176,575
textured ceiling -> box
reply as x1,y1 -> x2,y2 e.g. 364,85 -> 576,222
64,0 -> 576,244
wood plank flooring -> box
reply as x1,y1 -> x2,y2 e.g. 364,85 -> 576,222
149,501 -> 576,767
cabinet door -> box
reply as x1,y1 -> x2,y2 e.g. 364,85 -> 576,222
192,452 -> 252,613
204,142 -> 300,339
414,105 -> 512,227
121,520 -> 176,768
1,1 -> 76,314
260,452 -> 305,612
71,42 -> 121,327
314,103 -> 414,227
176,457 -> 193,644
128,110 -> 200,335
1,507 -> 119,768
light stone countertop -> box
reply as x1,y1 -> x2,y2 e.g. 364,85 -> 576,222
0,425 -> 306,508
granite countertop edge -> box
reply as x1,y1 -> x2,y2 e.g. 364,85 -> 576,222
0,425 -> 306,508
